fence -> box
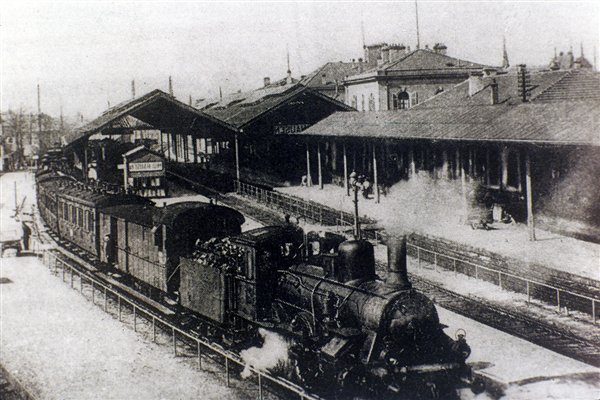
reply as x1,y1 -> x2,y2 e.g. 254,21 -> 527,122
234,180 -> 380,240
408,243 -> 599,324
40,250 -> 322,400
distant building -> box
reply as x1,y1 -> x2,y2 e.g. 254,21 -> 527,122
345,43 -> 493,112
549,46 -> 594,71
300,61 -> 365,101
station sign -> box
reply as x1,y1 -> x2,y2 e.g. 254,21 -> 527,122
273,124 -> 310,135
129,161 -> 163,172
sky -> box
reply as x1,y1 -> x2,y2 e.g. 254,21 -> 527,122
1,1 -> 599,120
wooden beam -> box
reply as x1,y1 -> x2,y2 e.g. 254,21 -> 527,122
501,146 -> 509,189
525,152 -> 536,241
373,144 -> 379,203
235,134 -> 241,187
306,142 -> 312,187
485,147 -> 490,186
409,147 -> 416,176
317,142 -> 323,189
343,142 -> 349,196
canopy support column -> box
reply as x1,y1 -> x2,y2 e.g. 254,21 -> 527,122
343,142 -> 349,196
373,144 -> 379,203
525,152 -> 536,241
317,142 -> 323,189
235,134 -> 240,191
306,142 -> 312,187
501,146 -> 509,190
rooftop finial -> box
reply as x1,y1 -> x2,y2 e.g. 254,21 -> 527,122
286,45 -> 291,74
361,19 -> 366,49
286,45 -> 293,84
415,0 -> 421,50
502,36 -> 510,69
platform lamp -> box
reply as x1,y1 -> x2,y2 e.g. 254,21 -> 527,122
348,171 -> 364,240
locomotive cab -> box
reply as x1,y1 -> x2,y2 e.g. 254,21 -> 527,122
229,225 -> 305,322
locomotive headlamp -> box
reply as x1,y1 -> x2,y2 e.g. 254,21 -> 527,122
455,328 -> 467,340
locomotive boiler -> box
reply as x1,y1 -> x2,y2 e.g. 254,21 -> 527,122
181,226 -> 473,399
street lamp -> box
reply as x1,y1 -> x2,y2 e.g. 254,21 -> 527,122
348,171 -> 364,240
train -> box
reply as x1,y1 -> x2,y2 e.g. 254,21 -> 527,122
36,167 -> 477,399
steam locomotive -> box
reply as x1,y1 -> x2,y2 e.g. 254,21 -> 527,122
36,167 -> 474,399
181,226 -> 474,399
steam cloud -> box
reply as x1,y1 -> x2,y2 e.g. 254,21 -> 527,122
368,173 -> 483,235
240,328 -> 291,379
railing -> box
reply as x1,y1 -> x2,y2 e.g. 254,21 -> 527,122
40,250 -> 322,400
234,180 -> 379,239
408,242 -> 599,324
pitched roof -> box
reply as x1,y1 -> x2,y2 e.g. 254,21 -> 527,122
301,61 -> 365,87
416,70 -> 571,108
346,49 -> 491,82
197,83 -> 352,130
299,69 -> 600,146
383,48 -> 488,72
299,100 -> 600,146
68,89 -> 236,146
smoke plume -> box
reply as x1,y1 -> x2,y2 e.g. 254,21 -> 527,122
369,173 -> 483,235
240,328 -> 291,379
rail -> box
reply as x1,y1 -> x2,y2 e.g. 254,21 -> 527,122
408,242 -> 599,324
39,250 -> 322,400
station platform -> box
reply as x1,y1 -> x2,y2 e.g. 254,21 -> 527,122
276,184 -> 600,283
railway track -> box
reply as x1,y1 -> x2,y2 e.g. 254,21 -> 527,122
406,269 -> 600,368
38,232 -> 321,400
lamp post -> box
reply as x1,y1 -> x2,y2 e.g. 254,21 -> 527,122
349,171 -> 364,240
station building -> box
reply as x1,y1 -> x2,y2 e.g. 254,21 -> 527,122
344,43 -> 492,112
293,67 -> 600,242
190,75 -> 354,187
65,89 -> 236,190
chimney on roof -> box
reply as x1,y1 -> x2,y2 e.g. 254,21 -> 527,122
168,76 -> 174,97
490,78 -> 499,105
131,80 -> 136,99
517,64 -> 530,102
365,43 -> 386,67
468,72 -> 485,97
433,43 -> 448,55
264,77 -> 271,87
381,46 -> 390,64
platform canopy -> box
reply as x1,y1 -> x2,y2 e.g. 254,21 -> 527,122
67,89 -> 238,148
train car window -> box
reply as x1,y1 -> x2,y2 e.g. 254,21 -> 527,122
78,208 -> 83,227
153,228 -> 163,250
86,211 -> 93,231
70,205 -> 75,223
62,203 -> 67,219
245,249 -> 255,280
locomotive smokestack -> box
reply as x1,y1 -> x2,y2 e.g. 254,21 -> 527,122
385,235 -> 411,289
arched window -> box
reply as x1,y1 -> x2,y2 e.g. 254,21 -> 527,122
361,94 -> 365,112
351,95 -> 358,109
398,91 -> 410,109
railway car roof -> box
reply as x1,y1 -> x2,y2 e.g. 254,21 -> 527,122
157,202 -> 245,228
100,201 -> 245,229
100,204 -> 156,227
